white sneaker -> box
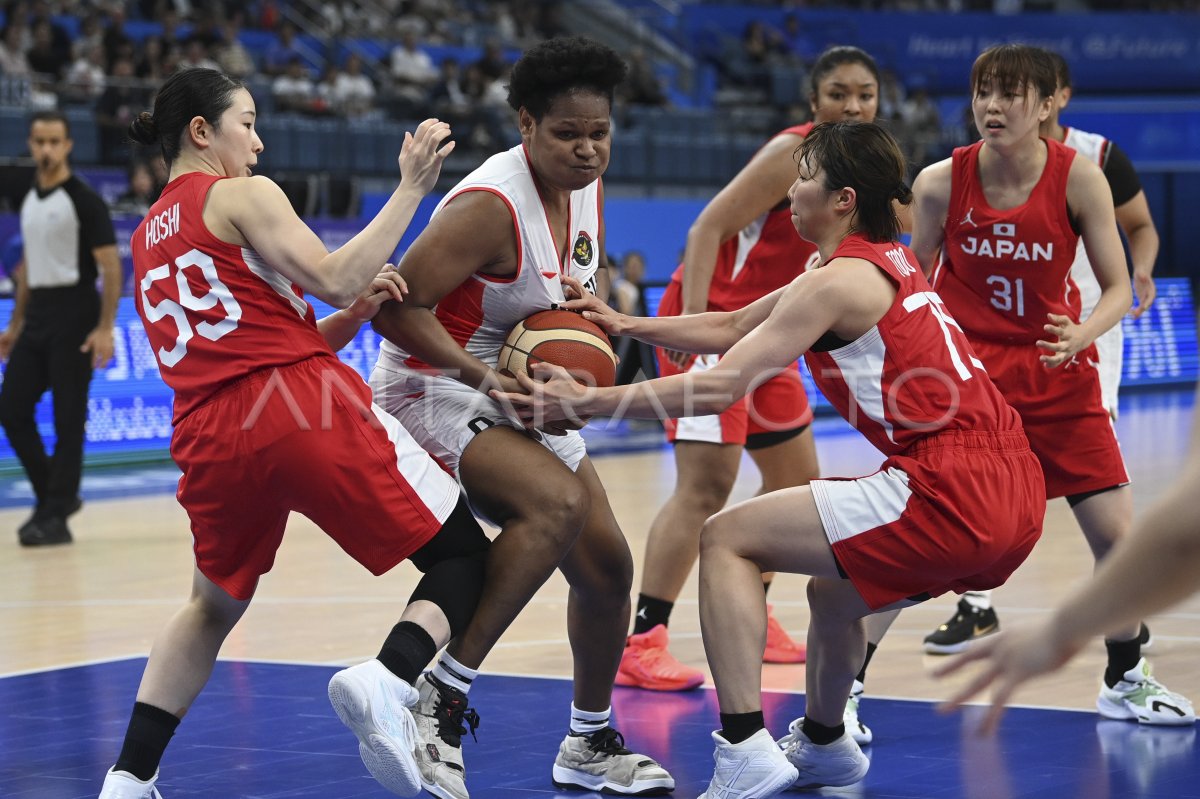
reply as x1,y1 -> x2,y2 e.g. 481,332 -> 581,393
1097,658 -> 1195,726
844,680 -> 873,745
412,674 -> 477,799
698,728 -> 798,798
777,720 -> 870,788
98,768 -> 163,798
328,659 -> 422,796
551,727 -> 674,794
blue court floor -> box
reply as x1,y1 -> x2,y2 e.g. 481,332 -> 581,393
1,658 -> 1196,799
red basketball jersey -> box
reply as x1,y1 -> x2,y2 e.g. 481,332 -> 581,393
668,124 -> 818,312
933,138 -> 1080,344
132,173 -> 332,421
805,235 -> 1022,456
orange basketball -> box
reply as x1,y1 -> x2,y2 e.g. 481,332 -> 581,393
498,309 -> 617,388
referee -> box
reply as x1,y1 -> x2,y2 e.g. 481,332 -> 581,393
0,110 -> 121,546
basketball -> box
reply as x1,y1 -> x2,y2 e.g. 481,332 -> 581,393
498,309 -> 617,388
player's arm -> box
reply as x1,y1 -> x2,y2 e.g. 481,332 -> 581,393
1052,158 -> 1132,356
679,133 -> 803,314
937,386 -> 1200,731
1114,191 -> 1158,318
371,190 -> 517,391
1104,143 -> 1158,317
0,260 -> 28,361
215,119 -> 452,307
317,266 -> 407,352
561,275 -> 788,355
82,243 -> 122,367
502,261 -> 884,422
909,158 -> 952,277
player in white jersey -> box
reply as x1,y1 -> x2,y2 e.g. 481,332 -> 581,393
369,37 -> 673,799
920,48 -> 1162,658
1049,50 -> 1159,416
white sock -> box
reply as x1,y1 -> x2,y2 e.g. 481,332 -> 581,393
431,652 -> 478,695
569,703 -> 611,736
962,591 -> 992,611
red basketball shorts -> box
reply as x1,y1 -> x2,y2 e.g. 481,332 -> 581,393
811,430 -> 1045,610
171,356 -> 461,600
654,280 -> 813,445
970,338 -> 1129,499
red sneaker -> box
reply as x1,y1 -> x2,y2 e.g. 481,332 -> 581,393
615,625 -> 705,691
763,605 -> 807,663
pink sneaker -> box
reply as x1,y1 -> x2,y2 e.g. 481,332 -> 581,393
615,625 -> 705,691
764,605 -> 807,664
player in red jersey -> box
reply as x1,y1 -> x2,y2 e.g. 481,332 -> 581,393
495,121 -> 1045,797
909,44 -> 1193,726
917,47 -> 1163,657
98,68 -> 501,799
618,46 -> 889,695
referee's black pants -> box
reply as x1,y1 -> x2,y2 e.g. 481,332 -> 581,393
0,287 -> 98,520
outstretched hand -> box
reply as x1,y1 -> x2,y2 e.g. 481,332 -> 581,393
489,362 -> 592,430
933,622 -> 1082,735
398,118 -> 455,196
558,275 -> 630,337
346,264 -> 408,322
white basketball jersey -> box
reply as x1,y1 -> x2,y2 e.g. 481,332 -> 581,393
380,144 -> 602,372
1063,127 -> 1109,318
1063,126 -> 1123,413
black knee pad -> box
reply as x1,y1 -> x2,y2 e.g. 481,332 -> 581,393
408,497 -> 490,637
409,496 -> 490,571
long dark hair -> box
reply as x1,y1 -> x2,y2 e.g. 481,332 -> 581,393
128,68 -> 246,166
797,121 -> 911,243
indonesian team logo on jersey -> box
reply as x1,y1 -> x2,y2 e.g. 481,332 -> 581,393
573,231 -> 594,266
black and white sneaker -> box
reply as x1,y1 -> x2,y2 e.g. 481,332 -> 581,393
922,598 -> 999,655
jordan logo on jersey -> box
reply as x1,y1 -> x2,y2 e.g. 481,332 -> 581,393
960,207 -> 977,228
573,231 -> 594,266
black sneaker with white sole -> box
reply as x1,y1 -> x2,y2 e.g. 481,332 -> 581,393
923,598 -> 999,654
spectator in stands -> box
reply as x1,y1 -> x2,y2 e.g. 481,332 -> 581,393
101,5 -> 133,69
473,36 -> 509,82
388,27 -> 437,116
135,35 -> 171,82
176,37 -> 220,73
216,20 -> 256,79
27,0 -> 69,66
272,55 -> 318,115
0,23 -> 31,75
0,110 -> 121,547
112,160 -> 159,217
96,56 -> 149,165
26,20 -> 68,81
64,43 -> 107,103
621,47 -> 668,107
900,81 -> 941,171
330,52 -> 376,118
71,12 -> 103,63
611,251 -> 652,387
781,13 -> 818,66
262,20 -> 303,77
